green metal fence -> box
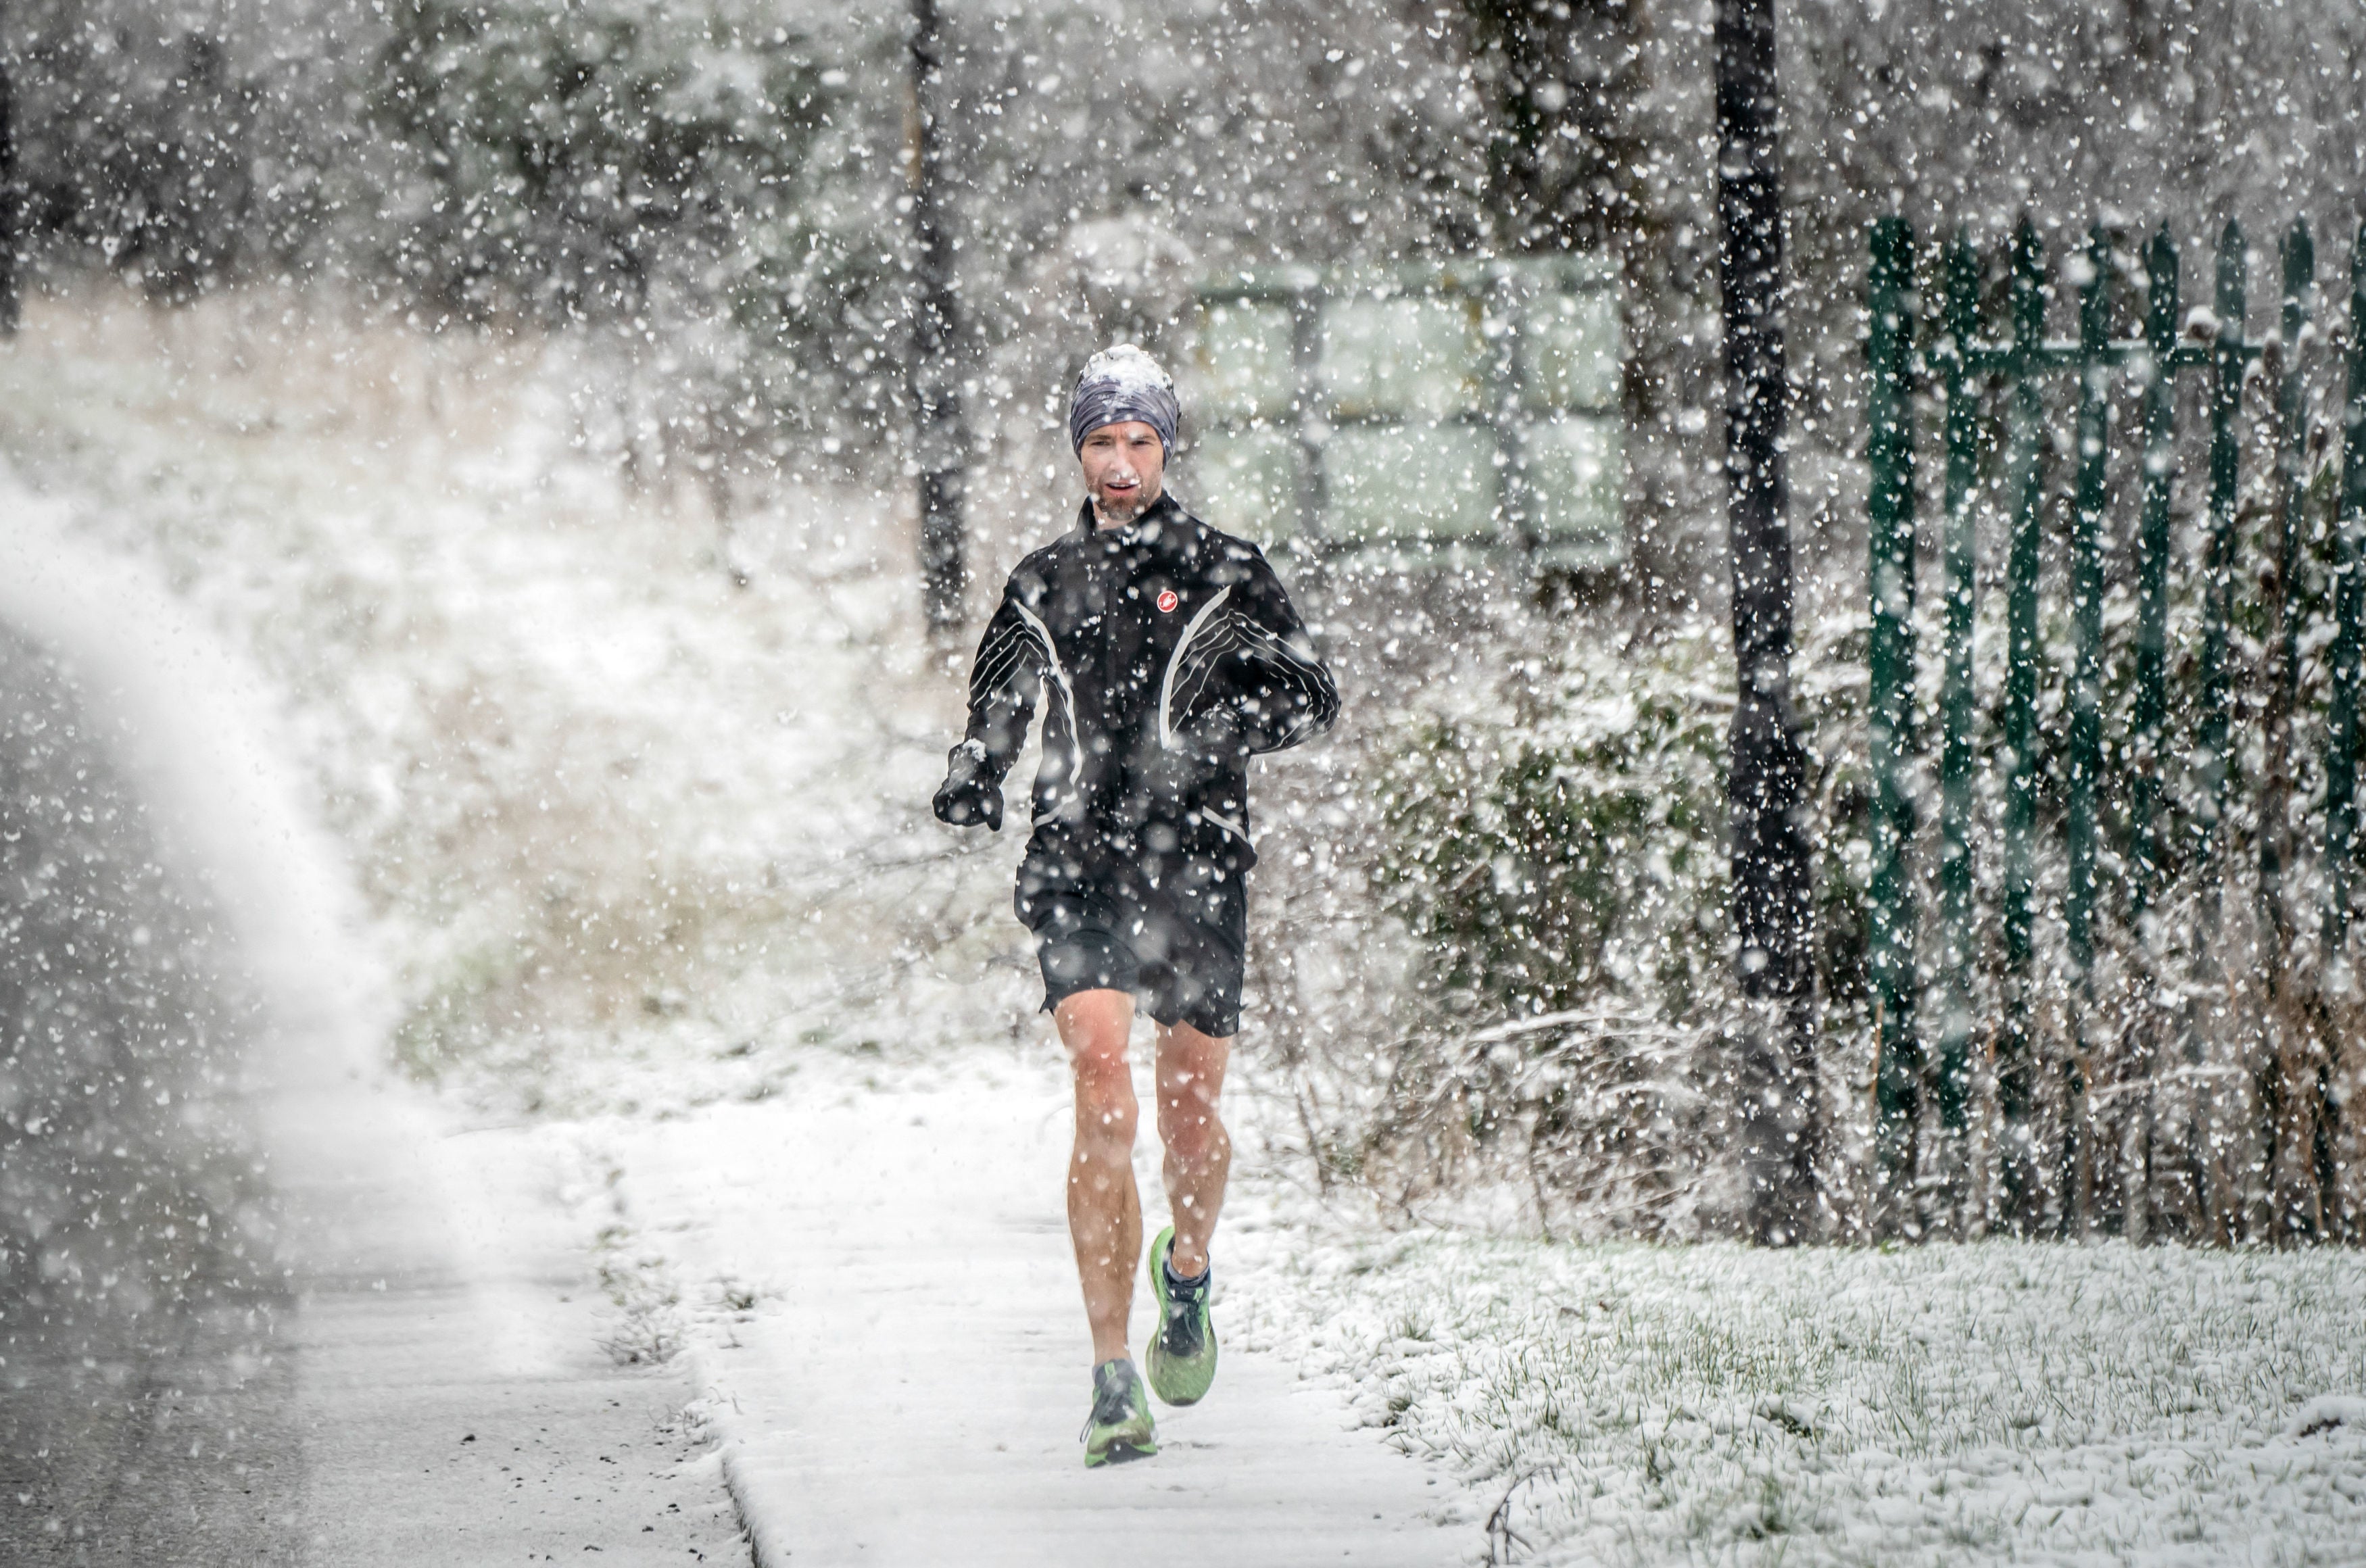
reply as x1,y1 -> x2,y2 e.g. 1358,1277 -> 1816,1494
1860,215 -> 2366,1233
1186,258 -> 1624,566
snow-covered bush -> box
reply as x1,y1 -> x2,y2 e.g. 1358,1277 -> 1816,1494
1290,619 -> 1741,1235
5,0 -> 291,300
1374,628 -> 1730,1024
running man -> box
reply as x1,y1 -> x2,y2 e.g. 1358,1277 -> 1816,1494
932,345 -> 1338,1467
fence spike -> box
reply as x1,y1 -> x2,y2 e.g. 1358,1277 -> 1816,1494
2256,223 -> 2315,962
2067,226 -> 2110,984
2200,222 -> 2245,880
2178,218 -> 2249,1248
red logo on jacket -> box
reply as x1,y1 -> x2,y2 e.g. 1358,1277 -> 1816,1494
1156,589 -> 1180,613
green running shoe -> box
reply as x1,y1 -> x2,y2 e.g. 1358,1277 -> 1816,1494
1145,1226 -> 1218,1406
1080,1357 -> 1157,1467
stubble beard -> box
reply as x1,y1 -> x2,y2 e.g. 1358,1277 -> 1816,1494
1092,481 -> 1156,529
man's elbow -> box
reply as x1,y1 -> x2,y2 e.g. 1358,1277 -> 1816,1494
1245,693 -> 1338,755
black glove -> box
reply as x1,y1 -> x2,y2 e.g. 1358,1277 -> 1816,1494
1180,700 -> 1249,763
932,745 -> 1004,831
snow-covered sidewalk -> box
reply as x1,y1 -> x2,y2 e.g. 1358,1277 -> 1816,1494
562,1048 -> 1455,1567
267,1071 -> 748,1565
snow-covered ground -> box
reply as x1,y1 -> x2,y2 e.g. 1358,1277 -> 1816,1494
3,284 -> 2362,1566
1240,1220 -> 2366,1565
386,1040 -> 2366,1568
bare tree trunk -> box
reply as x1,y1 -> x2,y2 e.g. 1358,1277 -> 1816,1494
0,7 -> 18,337
1715,0 -> 1818,1244
907,0 -> 969,637
2332,996 -> 2366,1242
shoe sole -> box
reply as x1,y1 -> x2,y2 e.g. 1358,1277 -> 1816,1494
1084,1435 -> 1158,1468
1144,1226 -> 1217,1408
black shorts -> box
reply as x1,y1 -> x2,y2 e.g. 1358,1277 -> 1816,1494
1017,822 -> 1251,1039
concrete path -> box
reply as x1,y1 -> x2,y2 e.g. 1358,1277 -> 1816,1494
0,1073 -> 750,1567
600,1052 -> 1459,1568
267,1073 -> 749,1567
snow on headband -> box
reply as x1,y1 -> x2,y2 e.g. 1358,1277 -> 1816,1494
1068,344 -> 1180,457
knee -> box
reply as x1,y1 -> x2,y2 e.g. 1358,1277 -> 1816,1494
1083,1089 -> 1139,1146
1073,1050 -> 1138,1142
1157,1089 -> 1226,1159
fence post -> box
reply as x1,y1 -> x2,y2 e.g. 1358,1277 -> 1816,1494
1866,216 -> 1921,1212
2182,219 -> 2247,1246
2122,223 -> 2180,1245
2061,225 -> 2112,1231
1935,230 -> 1980,1152
2199,216 -> 2248,998
2260,222 -> 2315,956
2202,223 -> 2247,869
2330,224 -> 2366,954
2135,227 -> 2179,918
2269,220 -> 2327,1241
2067,227 -> 2110,980
1999,218 -> 2048,1233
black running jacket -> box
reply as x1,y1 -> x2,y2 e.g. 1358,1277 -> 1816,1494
938,493 -> 1338,865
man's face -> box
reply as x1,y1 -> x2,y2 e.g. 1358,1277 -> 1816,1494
1078,421 -> 1165,526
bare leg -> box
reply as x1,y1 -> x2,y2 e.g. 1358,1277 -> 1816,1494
1154,1021 -> 1232,1279
1057,989 -> 1140,1366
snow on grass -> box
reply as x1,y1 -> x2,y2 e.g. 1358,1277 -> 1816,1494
1221,1210 -> 2366,1565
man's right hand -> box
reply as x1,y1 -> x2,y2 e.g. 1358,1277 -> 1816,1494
933,746 -> 1004,831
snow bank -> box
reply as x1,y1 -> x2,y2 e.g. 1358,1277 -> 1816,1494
0,466 -> 591,1382
0,474 -> 393,1091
